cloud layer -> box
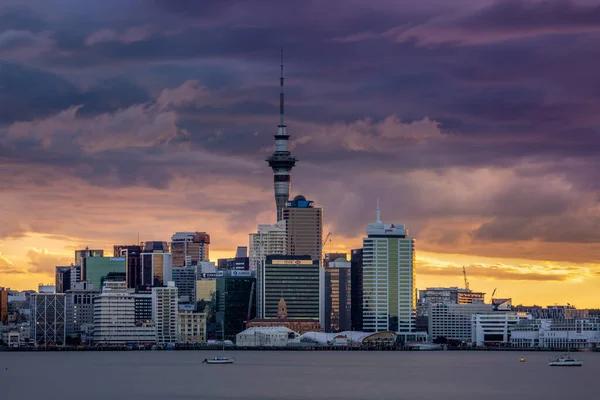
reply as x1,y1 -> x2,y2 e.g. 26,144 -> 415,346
0,0 -> 599,304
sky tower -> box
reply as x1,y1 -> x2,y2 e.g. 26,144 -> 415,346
267,49 -> 297,222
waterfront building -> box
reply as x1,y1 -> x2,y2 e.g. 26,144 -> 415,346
114,245 -> 143,289
0,287 -> 8,326
30,293 -> 67,346
85,257 -> 126,289
178,310 -> 207,343
321,258 -> 351,332
141,241 -> 172,286
471,312 -> 531,346
362,204 -> 416,333
350,249 -> 363,331
172,266 -> 197,307
92,284 -> 155,345
152,283 -> 179,344
257,255 -> 320,321
249,221 -> 287,271
283,196 -> 323,264
428,303 -> 493,342
216,270 -> 256,341
266,50 -> 297,222
511,318 -> 600,349
171,232 -> 210,267
75,248 -> 103,279
66,282 -> 100,342
55,266 -> 72,293
236,326 -> 301,347
512,305 -> 589,320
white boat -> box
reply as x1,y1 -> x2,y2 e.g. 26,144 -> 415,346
203,356 -> 235,365
549,355 -> 583,367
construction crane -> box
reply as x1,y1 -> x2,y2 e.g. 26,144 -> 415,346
323,232 -> 332,247
462,266 -> 470,290
492,288 -> 497,298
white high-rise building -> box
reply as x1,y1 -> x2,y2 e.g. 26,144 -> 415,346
249,220 -> 287,271
152,282 -> 179,344
362,203 -> 416,333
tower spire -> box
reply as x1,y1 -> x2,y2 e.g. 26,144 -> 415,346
376,198 -> 381,223
279,48 -> 285,128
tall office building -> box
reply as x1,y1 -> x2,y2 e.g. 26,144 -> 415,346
66,282 -> 100,341
172,266 -> 197,307
321,258 -> 352,332
266,50 -> 297,222
114,245 -> 142,289
171,232 -> 210,267
70,265 -> 81,289
216,270 -> 256,341
0,287 -> 8,326
85,257 -> 126,289
141,241 -> 172,286
30,293 -> 68,346
283,196 -> 323,264
152,283 -> 179,344
249,221 -> 287,271
76,248 -> 103,280
362,204 -> 416,333
350,249 -> 363,331
258,255 -> 320,321
55,266 -> 72,293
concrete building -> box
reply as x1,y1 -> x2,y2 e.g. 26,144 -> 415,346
70,265 -> 81,289
66,282 -> 100,341
55,266 -> 72,293
93,284 -> 156,345
321,258 -> 351,332
30,293 -> 68,346
172,266 -> 196,307
85,257 -> 126,289
428,303 -> 493,342
418,287 -> 485,311
236,326 -> 301,347
141,241 -> 172,286
249,221 -> 287,271
266,52 -> 297,222
362,204 -> 416,333
283,195 -> 323,264
76,248 -> 103,279
472,313 -> 531,346
323,252 -> 347,268
350,249 -> 363,331
114,245 -> 143,289
171,232 -> 210,267
216,270 -> 256,341
152,283 -> 179,344
511,318 -> 600,349
178,310 -> 207,343
258,255 -> 320,321
1,287 -> 8,326
38,284 -> 56,294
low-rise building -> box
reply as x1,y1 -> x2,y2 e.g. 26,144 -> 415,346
428,303 -> 493,342
178,310 -> 206,343
511,318 -> 600,349
471,312 -> 531,346
236,326 -> 300,347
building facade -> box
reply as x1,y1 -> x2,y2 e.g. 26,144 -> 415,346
171,232 -> 210,267
258,255 -> 320,321
114,245 -> 143,289
321,258 -> 352,332
362,206 -> 416,333
172,266 -> 197,307
55,266 -> 72,293
66,282 -> 100,341
350,249 -> 363,331
216,271 -> 256,341
511,318 -> 600,349
472,313 -> 531,346
428,303 -> 493,342
70,265 -> 81,289
85,257 -> 126,289
141,241 -> 172,286
30,293 -> 68,346
283,196 -> 323,264
178,310 -> 207,343
249,221 -> 287,271
75,248 -> 103,278
152,283 -> 179,344
1,287 -> 9,326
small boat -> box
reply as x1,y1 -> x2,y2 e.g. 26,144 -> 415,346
203,356 -> 234,365
519,357 -> 526,363
549,355 -> 583,367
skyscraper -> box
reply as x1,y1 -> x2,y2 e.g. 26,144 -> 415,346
55,266 -> 72,293
283,195 -> 323,264
267,50 -> 297,222
171,232 -> 210,267
75,248 -> 103,280
249,221 -> 287,271
350,248 -> 364,331
30,293 -> 67,346
321,258 -> 352,332
114,245 -> 142,289
362,203 -> 416,333
141,241 -> 172,286
152,283 -> 179,344
216,270 -> 256,341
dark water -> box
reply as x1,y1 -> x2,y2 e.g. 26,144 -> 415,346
1,351 -> 597,399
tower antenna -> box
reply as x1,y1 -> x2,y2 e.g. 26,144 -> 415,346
279,48 -> 285,128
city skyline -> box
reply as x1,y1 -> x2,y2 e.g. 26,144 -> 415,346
1,1 -> 600,307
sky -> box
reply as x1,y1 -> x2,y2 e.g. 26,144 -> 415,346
1,0 -> 600,306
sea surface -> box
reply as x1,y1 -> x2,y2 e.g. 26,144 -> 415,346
1,350 -> 597,399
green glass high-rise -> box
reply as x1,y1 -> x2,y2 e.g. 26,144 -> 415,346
85,257 -> 126,289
